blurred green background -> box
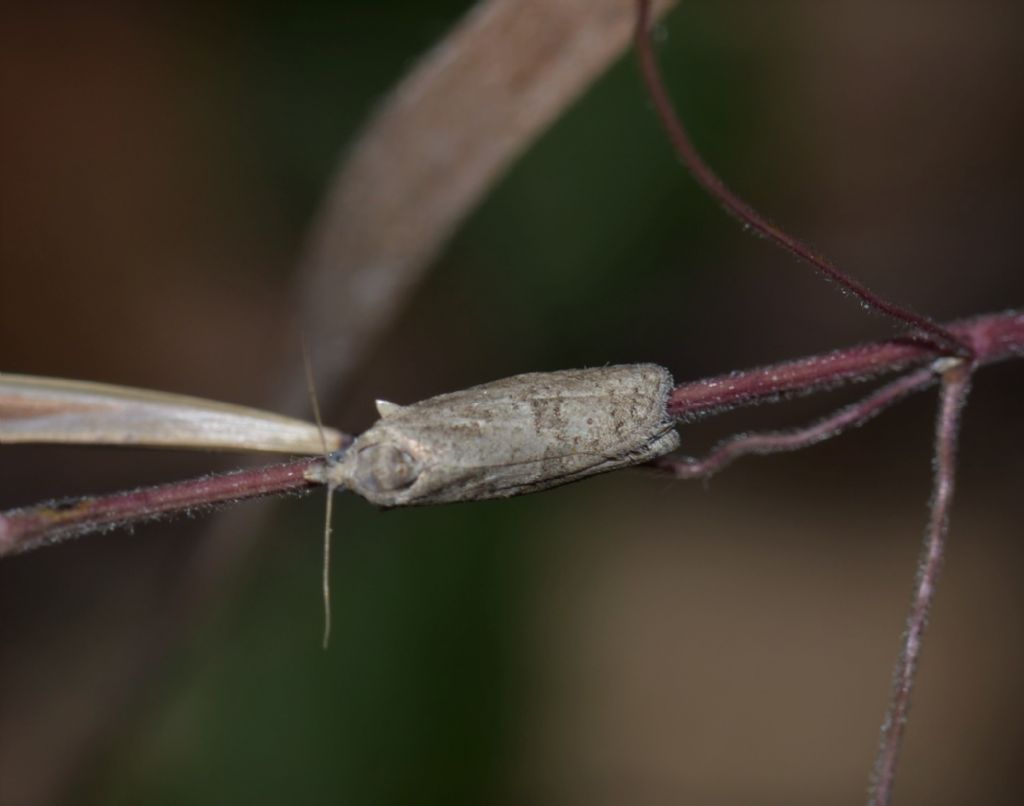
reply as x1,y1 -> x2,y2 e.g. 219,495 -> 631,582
2,2 -> 1023,805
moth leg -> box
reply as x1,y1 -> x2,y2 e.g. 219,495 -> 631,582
300,338 -> 337,650
303,456 -> 350,649
652,366 -> 937,480
321,483 -> 335,649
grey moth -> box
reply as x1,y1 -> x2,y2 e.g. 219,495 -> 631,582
309,364 -> 680,506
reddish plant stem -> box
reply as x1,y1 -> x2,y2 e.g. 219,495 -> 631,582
868,362 -> 972,806
0,310 -> 1020,559
655,365 -> 937,478
0,457 -> 327,558
668,310 -> 1023,419
633,0 -> 971,359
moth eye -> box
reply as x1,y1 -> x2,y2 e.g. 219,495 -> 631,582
353,443 -> 420,493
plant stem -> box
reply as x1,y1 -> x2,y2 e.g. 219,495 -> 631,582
668,310 -> 1022,418
633,0 -> 972,358
1,310 -> 1020,559
656,365 -> 937,478
0,457 -> 325,557
867,361 -> 972,805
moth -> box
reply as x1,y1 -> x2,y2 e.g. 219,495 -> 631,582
308,364 -> 680,505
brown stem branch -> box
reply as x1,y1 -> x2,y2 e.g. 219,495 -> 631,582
0,457 -> 328,558
633,0 -> 971,358
653,365 -> 937,479
868,361 -> 973,806
667,310 -> 1022,419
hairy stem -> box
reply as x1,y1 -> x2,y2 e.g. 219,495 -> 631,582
868,362 -> 972,805
667,310 -> 1022,418
633,0 -> 971,358
0,457 -> 326,557
654,365 -> 937,478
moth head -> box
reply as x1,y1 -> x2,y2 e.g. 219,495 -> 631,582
349,439 -> 423,499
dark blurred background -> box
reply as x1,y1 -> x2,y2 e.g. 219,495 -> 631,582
2,2 -> 1023,804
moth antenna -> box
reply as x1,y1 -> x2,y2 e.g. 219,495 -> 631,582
301,336 -> 335,650
301,335 -> 330,457
321,486 -> 334,650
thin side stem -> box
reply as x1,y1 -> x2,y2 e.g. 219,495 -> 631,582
868,362 -> 973,805
653,366 -> 937,479
633,0 -> 971,359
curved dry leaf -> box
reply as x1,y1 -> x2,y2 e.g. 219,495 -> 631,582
292,0 -> 678,408
0,373 -> 342,454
